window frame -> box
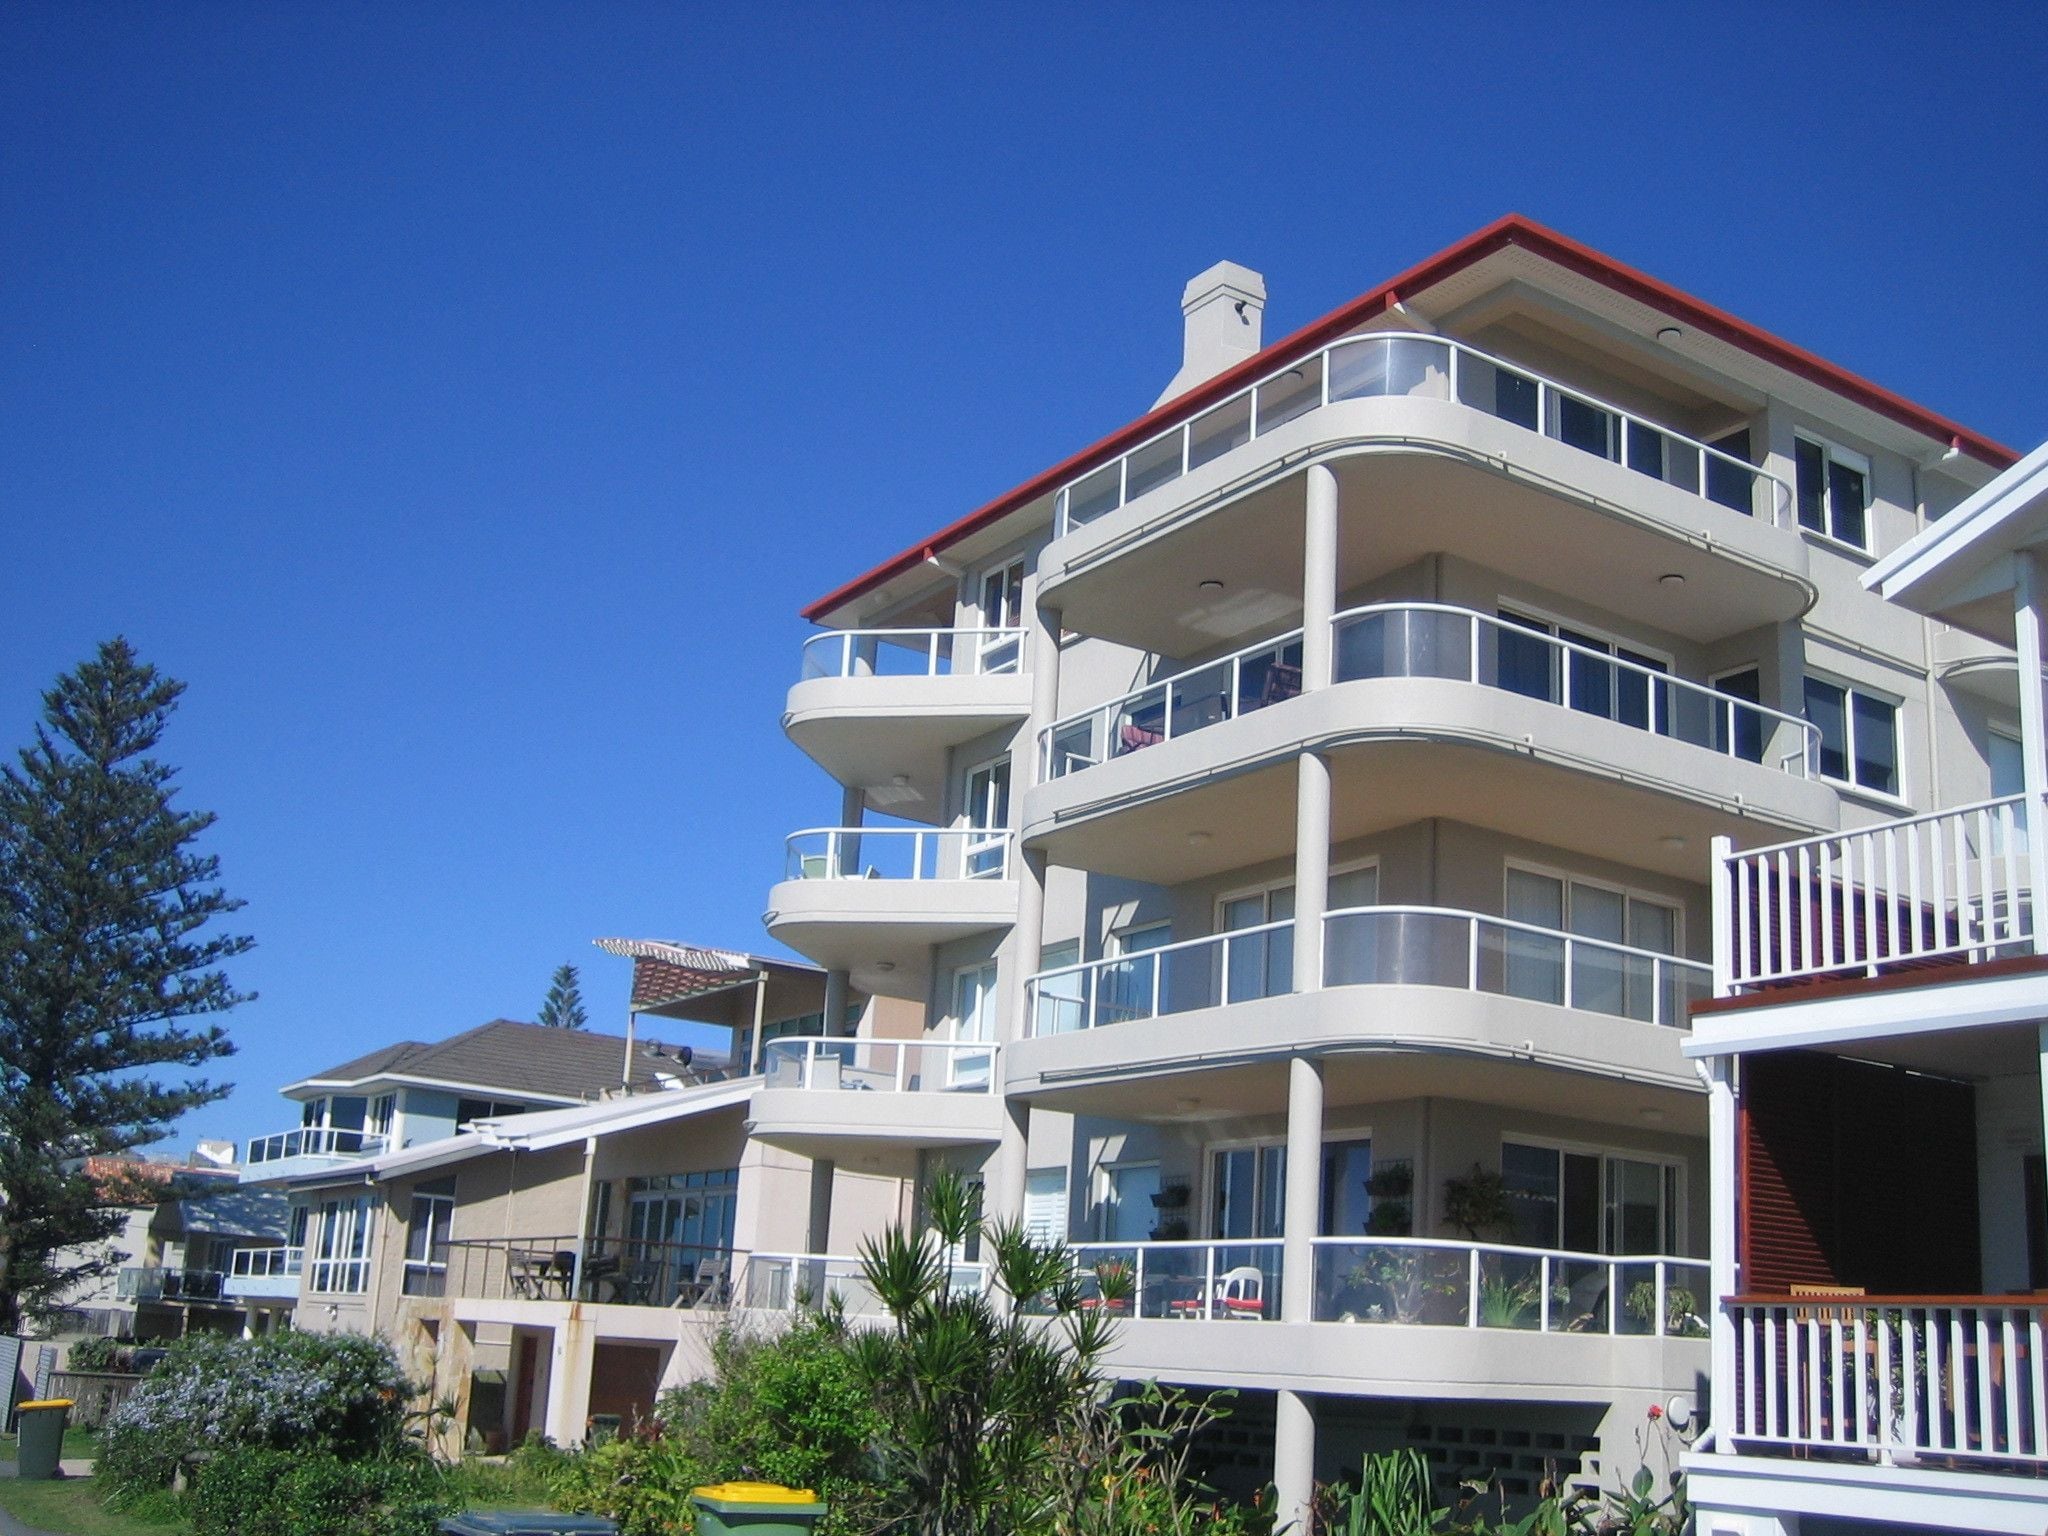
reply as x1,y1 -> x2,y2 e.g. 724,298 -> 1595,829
401,1183 -> 455,1297
1792,432 -> 1874,553
310,1194 -> 373,1295
1801,671 -> 1904,799
1498,1133 -> 1687,1257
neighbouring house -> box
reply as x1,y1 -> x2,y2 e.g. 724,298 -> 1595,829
1682,440 -> 2048,1536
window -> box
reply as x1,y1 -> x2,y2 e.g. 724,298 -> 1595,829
1210,1144 -> 1287,1241
456,1097 -> 528,1126
1794,435 -> 1871,550
962,757 -> 1011,878
1033,940 -> 1084,1036
1501,1140 -> 1681,1256
1992,730 -> 2026,799
1100,1162 -> 1160,1242
948,962 -> 998,1088
1705,429 -> 1755,515
1504,866 -> 1682,1023
402,1179 -> 454,1297
1803,676 -> 1899,796
974,558 -> 1025,674
1024,1169 -> 1067,1246
1498,610 -> 1671,732
368,1093 -> 396,1141
1217,864 -> 1377,1004
1712,666 -> 1764,764
310,1195 -> 372,1294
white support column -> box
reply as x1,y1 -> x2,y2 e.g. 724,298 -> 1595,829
838,783 -> 866,879
1301,463 -> 1339,691
1294,753 -> 1331,993
994,1098 -> 1031,1227
1026,600 -> 1062,781
1705,1055 -> 1739,1431
822,971 -> 851,1036
748,971 -> 769,1074
1273,1387 -> 1317,1536
1710,835 -> 1735,997
2014,551 -> 2048,954
1281,1055 -> 1324,1323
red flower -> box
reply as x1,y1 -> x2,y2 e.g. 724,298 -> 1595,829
1647,1403 -> 1663,1420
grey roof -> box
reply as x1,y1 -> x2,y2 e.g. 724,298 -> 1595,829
290,1019 -> 661,1102
170,1184 -> 291,1239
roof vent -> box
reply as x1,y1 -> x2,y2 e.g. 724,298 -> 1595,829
1154,260 -> 1266,408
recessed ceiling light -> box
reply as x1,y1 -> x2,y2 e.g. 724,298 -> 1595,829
891,773 -> 910,786
1187,830 -> 1213,846
1656,326 -> 1683,344
1199,579 -> 1225,593
1639,1107 -> 1667,1125
1659,572 -> 1685,588
1659,835 -> 1687,851
874,960 -> 896,973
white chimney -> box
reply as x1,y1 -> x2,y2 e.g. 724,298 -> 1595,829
1154,260 -> 1266,408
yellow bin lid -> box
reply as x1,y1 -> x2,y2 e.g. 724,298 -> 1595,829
692,1482 -> 820,1505
15,1400 -> 73,1411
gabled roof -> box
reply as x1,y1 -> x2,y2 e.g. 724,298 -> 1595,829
287,1018 -> 663,1102
804,213 -> 2017,624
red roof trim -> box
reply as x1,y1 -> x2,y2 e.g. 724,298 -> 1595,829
803,214 -> 2016,623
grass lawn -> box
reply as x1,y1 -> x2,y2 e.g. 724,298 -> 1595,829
0,1428 -> 102,1462
0,1476 -> 185,1536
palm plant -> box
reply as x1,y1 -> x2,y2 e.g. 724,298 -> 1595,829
848,1169 -> 1128,1536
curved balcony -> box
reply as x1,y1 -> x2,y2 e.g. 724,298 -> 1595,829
764,827 -> 1017,998
1025,604 -> 1835,886
785,627 -> 1031,825
747,1036 -> 1006,1161
1038,333 -> 1811,658
1008,907 -> 1707,1113
240,1125 -> 389,1183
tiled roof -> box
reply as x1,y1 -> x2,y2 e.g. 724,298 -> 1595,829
292,1018 -> 660,1101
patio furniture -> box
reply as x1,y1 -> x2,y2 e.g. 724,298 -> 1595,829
1167,1265 -> 1264,1320
673,1256 -> 729,1310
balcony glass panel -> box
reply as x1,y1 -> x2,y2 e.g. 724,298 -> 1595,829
1253,354 -> 1322,432
1124,432 -> 1183,501
1187,394 -> 1252,472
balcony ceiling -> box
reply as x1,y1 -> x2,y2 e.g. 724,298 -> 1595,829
1043,447 -> 1810,661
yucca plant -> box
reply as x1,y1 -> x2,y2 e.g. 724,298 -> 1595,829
849,1169 -> 1126,1536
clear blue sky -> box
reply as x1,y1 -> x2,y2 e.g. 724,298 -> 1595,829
4,4 -> 2045,1155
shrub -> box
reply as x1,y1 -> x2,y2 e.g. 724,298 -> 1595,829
189,1446 -> 453,1536
100,1331 -> 411,1497
546,1432 -> 705,1536
68,1335 -> 121,1371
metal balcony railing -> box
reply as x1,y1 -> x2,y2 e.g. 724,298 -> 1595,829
1028,920 -> 1293,1035
783,826 -> 1012,882
1054,331 -> 1790,537
762,1036 -> 999,1094
116,1266 -> 226,1303
739,1252 -> 988,1316
444,1235 -> 738,1309
1040,603 -> 1818,781
1714,793 -> 2041,991
799,627 -> 1026,682
245,1126 -> 389,1164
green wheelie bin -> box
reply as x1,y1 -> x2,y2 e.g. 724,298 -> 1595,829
690,1482 -> 827,1536
13,1399 -> 73,1480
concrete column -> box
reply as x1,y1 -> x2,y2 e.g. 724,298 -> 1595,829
822,971 -> 851,1036
1293,752 -> 1331,993
1026,600 -> 1062,779
993,1098 -> 1031,1227
2013,552 -> 2048,954
806,1159 -> 836,1254
1705,1055 -> 1739,1432
1273,1387 -> 1317,1536
541,1319 -> 595,1445
1301,463 -> 1338,691
838,783 -> 866,880
1282,1056 -> 1324,1323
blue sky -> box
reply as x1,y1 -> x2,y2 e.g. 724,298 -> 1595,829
4,4 -> 2045,1155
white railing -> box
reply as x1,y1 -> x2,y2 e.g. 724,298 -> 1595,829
245,1126 -> 389,1164
762,1036 -> 1000,1095
784,825 -> 1012,881
1716,794 -> 2038,991
741,1251 -> 989,1316
1324,905 -> 1710,1028
1727,1297 -> 2048,1466
799,627 -> 1026,682
1333,604 -> 1820,777
1039,602 -> 1817,782
1041,630 -> 1303,778
1028,920 -> 1293,1035
1067,1239 -> 1283,1320
1054,331 -> 1790,536
228,1246 -> 303,1278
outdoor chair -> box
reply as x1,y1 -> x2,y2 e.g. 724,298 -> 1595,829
1167,1264 -> 1264,1320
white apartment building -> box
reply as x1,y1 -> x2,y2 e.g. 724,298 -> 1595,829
1683,441 -> 2048,1536
759,215 -> 2020,1524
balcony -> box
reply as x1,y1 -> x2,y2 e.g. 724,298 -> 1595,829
1009,907 -> 1706,1113
748,1036 -> 1006,1160
739,1252 -> 987,1316
1024,604 -> 1836,887
117,1266 -> 226,1304
224,1245 -> 303,1301
446,1235 -> 737,1312
1713,794 -> 2040,995
764,827 -> 1017,998
785,627 -> 1031,824
241,1125 -> 389,1182
1038,332 -> 1811,660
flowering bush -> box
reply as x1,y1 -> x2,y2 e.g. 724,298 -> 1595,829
99,1331 -> 413,1497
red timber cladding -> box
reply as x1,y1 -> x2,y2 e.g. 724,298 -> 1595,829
1741,1050 -> 1980,1295
1732,861 -> 1963,990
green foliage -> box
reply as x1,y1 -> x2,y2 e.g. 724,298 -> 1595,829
538,962 -> 589,1030
1440,1165 -> 1514,1242
69,1336 -> 121,1370
0,639 -> 250,1332
99,1331 -> 410,1498
545,1431 -> 704,1536
1047,1381 -> 1261,1536
188,1446 -> 451,1536
1319,1449 -> 1447,1536
1621,1281 -> 1703,1337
